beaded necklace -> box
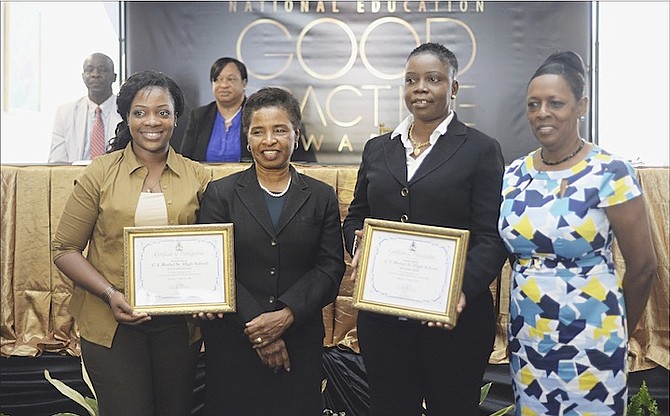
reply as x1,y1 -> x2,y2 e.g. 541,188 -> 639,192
540,139 -> 585,166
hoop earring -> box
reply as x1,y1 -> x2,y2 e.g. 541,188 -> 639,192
294,141 -> 299,150
246,144 -> 251,152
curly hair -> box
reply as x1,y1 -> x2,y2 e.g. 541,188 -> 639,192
108,70 -> 185,152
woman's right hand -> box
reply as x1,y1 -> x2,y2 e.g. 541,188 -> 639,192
109,291 -> 151,325
349,229 -> 364,282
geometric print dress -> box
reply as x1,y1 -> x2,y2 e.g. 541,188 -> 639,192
498,145 -> 642,415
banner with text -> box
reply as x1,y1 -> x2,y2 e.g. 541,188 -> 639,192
126,1 -> 591,164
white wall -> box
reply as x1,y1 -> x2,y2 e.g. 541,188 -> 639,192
597,1 -> 669,166
1,2 -> 119,163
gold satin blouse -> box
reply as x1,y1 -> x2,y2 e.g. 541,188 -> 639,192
52,145 -> 211,347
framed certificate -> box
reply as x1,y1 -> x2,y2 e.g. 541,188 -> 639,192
124,224 -> 235,315
352,219 -> 469,326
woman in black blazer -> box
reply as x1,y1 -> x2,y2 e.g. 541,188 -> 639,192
196,87 -> 345,415
342,43 -> 508,415
179,57 -> 316,163
180,57 -> 250,162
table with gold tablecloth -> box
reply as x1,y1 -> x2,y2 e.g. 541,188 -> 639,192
1,164 -> 667,372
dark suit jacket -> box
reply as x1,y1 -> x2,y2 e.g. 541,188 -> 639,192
179,101 -> 317,163
197,165 -> 345,346
343,114 -> 508,302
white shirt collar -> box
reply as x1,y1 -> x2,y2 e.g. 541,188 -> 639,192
88,94 -> 116,116
391,112 -> 455,181
391,112 -> 454,147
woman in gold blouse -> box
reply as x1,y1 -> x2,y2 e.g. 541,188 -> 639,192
53,70 -> 210,416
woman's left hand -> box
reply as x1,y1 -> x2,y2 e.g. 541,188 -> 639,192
423,292 -> 466,330
245,307 -> 295,348
110,291 -> 151,325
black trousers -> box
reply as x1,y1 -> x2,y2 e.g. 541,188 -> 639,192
357,291 -> 496,416
202,319 -> 324,416
80,316 -> 200,416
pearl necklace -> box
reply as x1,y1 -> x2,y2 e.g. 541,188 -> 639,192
408,123 -> 430,156
259,176 -> 291,198
540,140 -> 585,166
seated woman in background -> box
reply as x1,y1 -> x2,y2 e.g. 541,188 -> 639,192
52,70 -> 210,415
196,86 -> 344,415
498,50 -> 656,415
179,56 -> 315,162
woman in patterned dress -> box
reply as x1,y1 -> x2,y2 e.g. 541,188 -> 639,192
498,51 -> 656,415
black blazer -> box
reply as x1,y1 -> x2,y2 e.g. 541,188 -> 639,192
179,101 -> 317,163
342,114 -> 508,301
197,165 -> 345,346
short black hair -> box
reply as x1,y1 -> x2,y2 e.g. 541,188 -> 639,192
242,87 -> 301,135
407,42 -> 459,79
210,57 -> 248,82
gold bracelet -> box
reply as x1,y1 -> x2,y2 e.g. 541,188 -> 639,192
100,286 -> 117,305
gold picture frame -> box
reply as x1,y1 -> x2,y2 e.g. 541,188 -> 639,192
352,218 -> 469,326
124,224 -> 235,315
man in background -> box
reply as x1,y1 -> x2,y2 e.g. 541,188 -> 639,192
48,52 -> 122,163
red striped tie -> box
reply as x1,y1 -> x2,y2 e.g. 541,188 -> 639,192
90,106 -> 105,158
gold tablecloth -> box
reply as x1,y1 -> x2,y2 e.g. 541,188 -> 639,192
1,164 -> 667,372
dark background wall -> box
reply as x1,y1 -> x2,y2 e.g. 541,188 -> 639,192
125,1 -> 592,164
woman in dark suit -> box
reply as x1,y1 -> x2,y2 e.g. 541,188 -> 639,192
342,42 -> 508,415
179,57 -> 316,163
179,57 -> 250,162
196,87 -> 345,415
